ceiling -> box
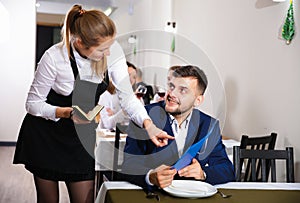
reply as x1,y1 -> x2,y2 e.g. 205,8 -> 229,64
37,0 -> 115,9
36,0 -> 135,15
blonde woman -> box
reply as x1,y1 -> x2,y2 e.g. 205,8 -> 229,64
14,5 -> 172,203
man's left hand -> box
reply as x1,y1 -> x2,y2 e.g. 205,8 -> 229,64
178,158 -> 205,180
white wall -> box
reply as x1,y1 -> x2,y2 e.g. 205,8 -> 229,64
0,0 -> 35,142
112,0 -> 173,88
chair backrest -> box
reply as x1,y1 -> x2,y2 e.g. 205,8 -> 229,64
112,123 -> 128,180
240,132 -> 277,150
233,146 -> 295,183
239,133 -> 277,181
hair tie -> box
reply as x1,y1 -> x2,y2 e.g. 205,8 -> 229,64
79,9 -> 86,16
72,8 -> 85,25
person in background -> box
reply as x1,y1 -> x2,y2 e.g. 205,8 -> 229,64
97,81 -> 129,130
99,61 -> 155,130
152,66 -> 180,103
135,67 -> 154,105
127,61 -> 137,89
121,65 -> 235,190
98,61 -> 138,130
13,5 -> 172,203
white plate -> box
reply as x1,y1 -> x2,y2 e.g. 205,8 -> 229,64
163,180 -> 217,198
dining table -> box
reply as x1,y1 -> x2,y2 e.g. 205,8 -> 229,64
95,128 -> 127,171
94,130 -> 241,195
95,181 -> 300,203
94,128 -> 127,193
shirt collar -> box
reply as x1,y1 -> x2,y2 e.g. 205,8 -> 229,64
169,110 -> 193,129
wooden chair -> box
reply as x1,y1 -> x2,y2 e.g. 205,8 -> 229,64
234,146 -> 295,182
111,123 -> 128,180
239,133 -> 277,181
240,133 -> 277,150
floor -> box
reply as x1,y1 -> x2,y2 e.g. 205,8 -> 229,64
0,146 -> 69,203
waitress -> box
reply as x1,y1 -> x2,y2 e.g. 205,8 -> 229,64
13,5 -> 172,203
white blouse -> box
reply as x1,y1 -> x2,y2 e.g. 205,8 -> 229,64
26,41 -> 149,127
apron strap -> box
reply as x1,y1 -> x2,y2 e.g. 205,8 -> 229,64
94,70 -> 109,105
69,44 -> 109,105
69,46 -> 79,79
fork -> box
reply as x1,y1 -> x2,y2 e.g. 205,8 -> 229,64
217,190 -> 232,198
146,191 -> 160,201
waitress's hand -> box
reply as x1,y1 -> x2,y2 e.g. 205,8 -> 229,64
144,120 -> 174,147
56,107 -> 90,124
56,107 -> 73,119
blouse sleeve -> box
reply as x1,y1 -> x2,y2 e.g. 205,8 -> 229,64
98,91 -> 127,129
107,41 -> 150,128
25,50 -> 59,121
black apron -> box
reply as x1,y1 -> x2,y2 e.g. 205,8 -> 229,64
13,47 -> 109,181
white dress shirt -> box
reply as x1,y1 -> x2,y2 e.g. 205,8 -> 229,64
145,111 -> 193,185
98,90 -> 129,130
26,41 -> 149,127
169,112 -> 192,157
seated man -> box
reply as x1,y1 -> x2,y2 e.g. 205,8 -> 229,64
121,65 -> 235,190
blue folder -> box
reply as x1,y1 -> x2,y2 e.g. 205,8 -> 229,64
172,122 -> 217,171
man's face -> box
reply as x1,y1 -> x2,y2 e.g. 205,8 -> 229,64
165,76 -> 203,118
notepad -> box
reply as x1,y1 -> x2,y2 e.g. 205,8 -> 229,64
72,104 -> 104,121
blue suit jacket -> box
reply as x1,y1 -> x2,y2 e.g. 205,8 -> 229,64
121,101 -> 235,190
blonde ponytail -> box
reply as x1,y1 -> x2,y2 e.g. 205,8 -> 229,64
62,4 -> 116,76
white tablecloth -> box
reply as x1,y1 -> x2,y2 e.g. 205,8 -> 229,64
222,139 -> 240,163
95,129 -> 127,171
215,182 -> 300,190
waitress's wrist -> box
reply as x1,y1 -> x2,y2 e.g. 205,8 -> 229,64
143,119 -> 153,129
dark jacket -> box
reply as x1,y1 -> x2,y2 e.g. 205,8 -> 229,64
121,101 -> 235,190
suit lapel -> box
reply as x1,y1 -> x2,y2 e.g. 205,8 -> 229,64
148,103 -> 178,159
163,114 -> 179,160
183,109 -> 201,153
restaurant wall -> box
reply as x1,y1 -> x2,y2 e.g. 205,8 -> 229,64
112,0 -> 173,88
0,0 -> 35,142
173,0 -> 300,181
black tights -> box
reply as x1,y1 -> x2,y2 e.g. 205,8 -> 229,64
34,176 -> 94,203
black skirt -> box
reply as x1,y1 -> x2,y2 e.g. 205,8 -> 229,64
13,113 -> 97,181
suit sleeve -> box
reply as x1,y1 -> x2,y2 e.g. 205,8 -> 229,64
198,120 -> 235,185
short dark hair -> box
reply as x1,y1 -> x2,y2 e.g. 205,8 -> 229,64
169,65 -> 181,71
126,61 -> 136,70
172,65 -> 208,94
